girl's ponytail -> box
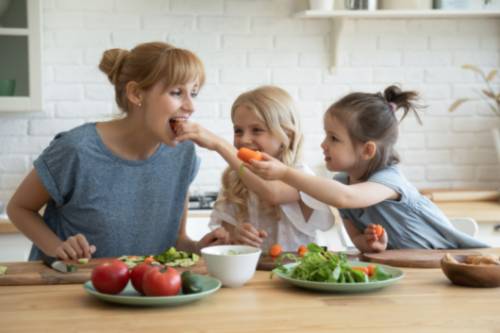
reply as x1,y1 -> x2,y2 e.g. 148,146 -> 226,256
383,85 -> 422,124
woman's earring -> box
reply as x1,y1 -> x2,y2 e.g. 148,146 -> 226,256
138,102 -> 142,107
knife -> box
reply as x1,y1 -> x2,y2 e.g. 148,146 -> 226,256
41,254 -> 78,273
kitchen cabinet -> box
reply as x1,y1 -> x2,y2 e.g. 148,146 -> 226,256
294,9 -> 500,70
0,0 -> 41,112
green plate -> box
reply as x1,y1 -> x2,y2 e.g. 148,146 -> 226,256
272,261 -> 404,293
83,274 -> 221,306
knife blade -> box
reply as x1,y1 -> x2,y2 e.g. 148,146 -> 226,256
41,254 -> 78,273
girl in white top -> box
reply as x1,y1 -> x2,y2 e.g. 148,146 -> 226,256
176,86 -> 334,251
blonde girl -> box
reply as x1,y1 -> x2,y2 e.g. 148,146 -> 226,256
176,86 -> 334,251
7,41 -> 228,260
248,85 -> 489,252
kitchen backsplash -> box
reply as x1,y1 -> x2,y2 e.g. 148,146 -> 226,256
0,0 -> 499,203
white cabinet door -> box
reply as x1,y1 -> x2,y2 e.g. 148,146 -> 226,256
0,233 -> 32,262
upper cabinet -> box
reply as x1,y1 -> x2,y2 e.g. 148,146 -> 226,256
0,0 -> 41,112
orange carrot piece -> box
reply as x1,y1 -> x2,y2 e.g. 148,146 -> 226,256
237,147 -> 262,163
269,244 -> 282,258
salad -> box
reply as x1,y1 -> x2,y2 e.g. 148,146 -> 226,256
274,243 -> 392,283
119,247 -> 199,268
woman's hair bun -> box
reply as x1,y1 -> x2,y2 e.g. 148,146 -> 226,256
98,48 -> 129,85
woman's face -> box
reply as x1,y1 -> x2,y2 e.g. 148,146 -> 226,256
232,106 -> 282,158
141,80 -> 199,146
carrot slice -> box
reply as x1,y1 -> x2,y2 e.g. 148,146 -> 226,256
269,244 -> 282,258
237,147 -> 262,163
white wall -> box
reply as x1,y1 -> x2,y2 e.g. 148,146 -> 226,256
0,0 -> 499,205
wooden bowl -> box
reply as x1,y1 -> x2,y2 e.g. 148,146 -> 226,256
441,254 -> 500,288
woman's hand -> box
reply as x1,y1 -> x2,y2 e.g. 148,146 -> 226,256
246,153 -> 289,181
175,121 -> 222,151
196,227 -> 230,252
363,224 -> 388,252
230,223 -> 268,248
54,233 -> 96,260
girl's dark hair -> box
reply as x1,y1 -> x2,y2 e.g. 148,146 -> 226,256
326,85 -> 421,180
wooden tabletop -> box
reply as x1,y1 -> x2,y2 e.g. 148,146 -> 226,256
2,256 -> 500,332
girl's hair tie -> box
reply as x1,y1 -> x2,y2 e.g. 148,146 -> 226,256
388,102 -> 397,112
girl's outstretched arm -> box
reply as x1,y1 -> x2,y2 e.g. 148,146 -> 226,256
176,122 -> 300,205
248,154 -> 398,209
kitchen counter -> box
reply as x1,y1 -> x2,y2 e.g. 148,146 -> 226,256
1,249 -> 500,333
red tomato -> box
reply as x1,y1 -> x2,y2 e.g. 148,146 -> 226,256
91,260 -> 130,294
130,263 -> 154,294
142,266 -> 181,297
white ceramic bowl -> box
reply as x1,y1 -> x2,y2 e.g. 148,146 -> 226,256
201,245 -> 262,288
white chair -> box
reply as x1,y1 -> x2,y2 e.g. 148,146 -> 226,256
449,217 -> 479,238
315,207 -> 356,251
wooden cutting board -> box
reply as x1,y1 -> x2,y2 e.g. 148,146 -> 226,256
361,249 -> 482,268
0,258 -> 208,286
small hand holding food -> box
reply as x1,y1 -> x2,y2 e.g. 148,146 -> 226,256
364,224 -> 387,252
245,152 -> 288,181
197,227 -> 230,252
231,223 -> 268,248
174,121 -> 221,151
55,233 -> 96,260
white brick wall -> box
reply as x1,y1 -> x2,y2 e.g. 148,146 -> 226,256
0,0 -> 499,205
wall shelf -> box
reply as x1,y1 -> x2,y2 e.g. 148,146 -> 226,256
294,9 -> 500,72
295,9 -> 500,19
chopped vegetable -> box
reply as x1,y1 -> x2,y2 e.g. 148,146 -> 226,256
0,265 -> 7,275
77,258 -> 89,264
118,247 -> 199,268
237,147 -> 262,163
269,244 -> 283,258
374,224 -> 384,239
297,245 -> 308,257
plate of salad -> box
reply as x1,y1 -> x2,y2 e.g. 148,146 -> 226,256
272,244 -> 404,293
118,247 -> 200,268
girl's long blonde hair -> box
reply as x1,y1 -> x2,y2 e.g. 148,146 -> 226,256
216,86 -> 303,222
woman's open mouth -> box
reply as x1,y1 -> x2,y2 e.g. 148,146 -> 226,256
169,116 -> 187,134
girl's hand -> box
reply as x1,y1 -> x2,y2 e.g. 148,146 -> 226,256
363,224 -> 388,252
54,233 -> 96,260
246,153 -> 289,181
197,227 -> 230,252
175,121 -> 221,151
231,223 -> 268,248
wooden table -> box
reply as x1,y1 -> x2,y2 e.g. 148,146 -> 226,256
1,259 -> 500,332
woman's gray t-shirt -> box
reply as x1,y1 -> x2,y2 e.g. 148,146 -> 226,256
334,166 -> 489,249
29,123 -> 200,260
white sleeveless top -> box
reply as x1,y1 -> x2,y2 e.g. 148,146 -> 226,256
209,164 -> 334,252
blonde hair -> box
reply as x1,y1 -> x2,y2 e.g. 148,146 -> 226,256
98,41 -> 205,112
216,86 -> 303,222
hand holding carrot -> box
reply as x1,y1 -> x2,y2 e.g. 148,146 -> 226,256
363,224 -> 388,252
245,152 -> 289,181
